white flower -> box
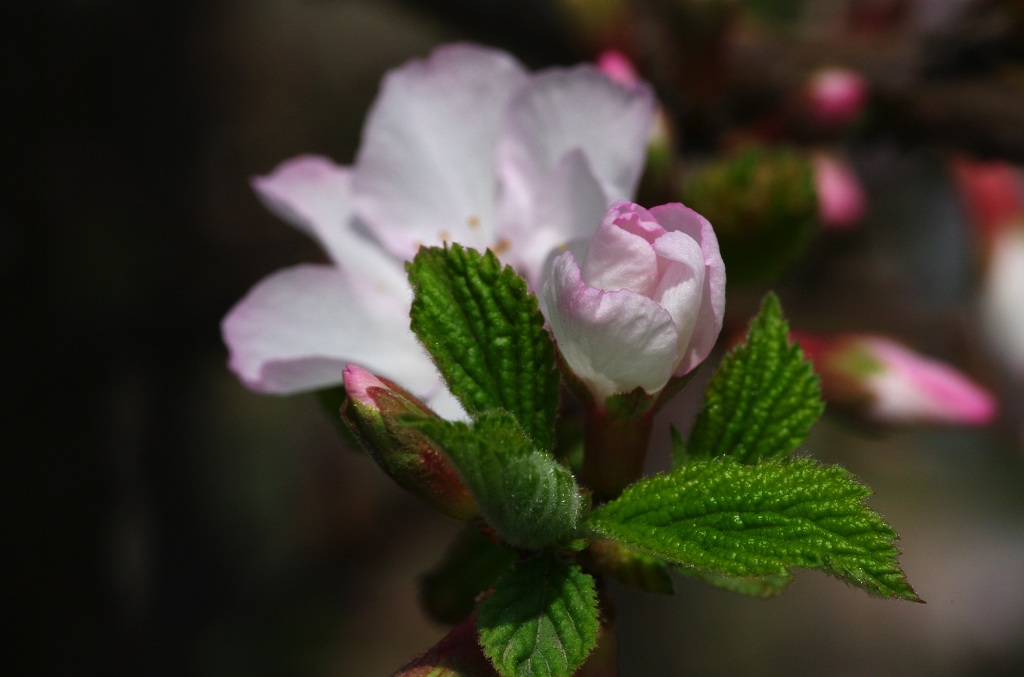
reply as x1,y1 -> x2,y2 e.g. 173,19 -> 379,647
222,44 -> 654,417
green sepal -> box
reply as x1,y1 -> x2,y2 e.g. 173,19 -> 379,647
420,526 -> 518,625
407,244 -> 560,452
477,554 -> 600,677
586,457 -> 920,601
683,293 -> 823,465
409,411 -> 583,551
581,539 -> 674,595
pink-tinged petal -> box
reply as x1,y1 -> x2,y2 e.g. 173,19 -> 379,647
498,65 -> 654,216
543,252 -> 679,400
251,155 -> 354,263
342,364 -> 388,409
982,228 -> 1024,377
650,231 -> 707,365
252,155 -> 411,306
501,149 -> 608,289
580,202 -> 661,295
352,44 -> 528,260
813,153 -> 866,230
649,203 -> 726,375
222,264 -> 437,396
865,337 -> 997,425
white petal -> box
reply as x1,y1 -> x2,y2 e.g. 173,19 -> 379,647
501,149 -> 608,289
222,264 -> 437,395
252,155 -> 410,307
982,228 -> 1024,377
498,65 -> 654,211
352,44 -> 528,260
251,155 -> 354,263
650,203 -> 726,375
543,253 -> 679,400
651,231 -> 707,364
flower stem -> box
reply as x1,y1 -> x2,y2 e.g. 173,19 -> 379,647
582,406 -> 654,501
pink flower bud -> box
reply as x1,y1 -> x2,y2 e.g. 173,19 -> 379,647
813,152 -> 867,230
596,50 -> 640,89
341,365 -> 476,519
795,333 -> 997,426
804,67 -> 868,130
542,201 -> 726,401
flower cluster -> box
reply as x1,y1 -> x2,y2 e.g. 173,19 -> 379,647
223,44 -> 654,416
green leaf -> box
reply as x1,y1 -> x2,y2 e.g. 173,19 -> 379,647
676,569 -> 792,598
411,411 -> 583,551
408,245 -> 560,451
477,555 -> 599,677
684,293 -> 823,465
420,526 -> 518,625
586,457 -> 920,601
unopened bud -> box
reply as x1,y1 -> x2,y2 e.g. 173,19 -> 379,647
342,365 -> 476,519
794,333 -> 997,426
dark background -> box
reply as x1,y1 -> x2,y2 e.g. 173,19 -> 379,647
11,1 -> 1024,674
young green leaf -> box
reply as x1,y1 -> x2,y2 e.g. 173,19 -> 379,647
420,526 -> 518,625
411,411 -> 583,551
408,245 -> 560,451
585,457 -> 920,601
477,555 -> 599,677
684,293 -> 823,464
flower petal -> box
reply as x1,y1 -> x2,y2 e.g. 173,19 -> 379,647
352,44 -> 528,260
222,264 -> 437,396
650,203 -> 726,375
651,231 -> 707,365
864,337 -> 997,425
579,201 -> 660,296
251,155 -> 354,263
498,65 -> 654,216
252,155 -> 411,306
543,252 -> 679,400
501,149 -> 608,289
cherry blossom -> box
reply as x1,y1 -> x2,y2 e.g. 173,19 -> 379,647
222,44 -> 654,416
542,201 -> 725,401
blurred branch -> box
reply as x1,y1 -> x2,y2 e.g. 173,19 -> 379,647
729,9 -> 1024,160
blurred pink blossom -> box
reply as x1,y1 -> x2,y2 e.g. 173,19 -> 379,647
803,67 -> 868,130
813,152 -> 867,229
795,332 -> 997,426
221,44 -> 654,417
542,201 -> 725,401
596,49 -> 640,88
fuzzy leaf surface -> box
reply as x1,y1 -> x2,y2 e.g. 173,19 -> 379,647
477,555 -> 599,677
411,411 -> 582,551
684,293 -> 823,464
408,245 -> 559,451
586,457 -> 919,601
